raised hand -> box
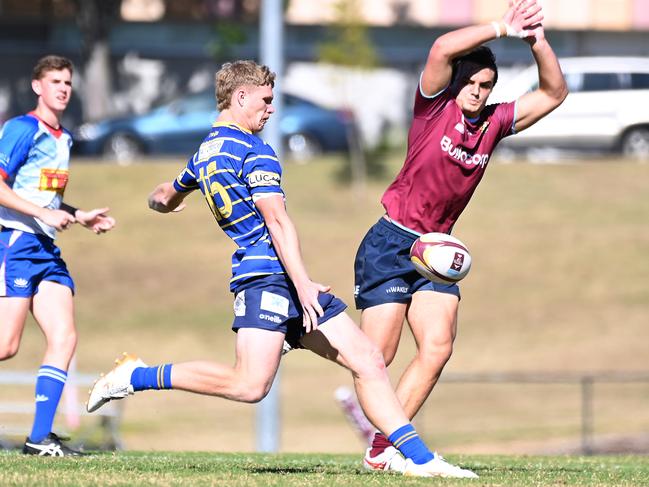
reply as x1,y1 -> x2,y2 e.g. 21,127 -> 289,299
502,0 -> 544,38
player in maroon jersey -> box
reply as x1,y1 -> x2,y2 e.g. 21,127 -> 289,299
355,0 -> 568,470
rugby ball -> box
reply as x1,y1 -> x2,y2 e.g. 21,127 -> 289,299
410,233 -> 472,284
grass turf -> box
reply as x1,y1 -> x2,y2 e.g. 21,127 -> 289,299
1,451 -> 648,486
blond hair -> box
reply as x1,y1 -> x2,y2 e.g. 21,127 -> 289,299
215,60 -> 275,111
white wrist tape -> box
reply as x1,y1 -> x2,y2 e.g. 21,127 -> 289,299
491,21 -> 502,38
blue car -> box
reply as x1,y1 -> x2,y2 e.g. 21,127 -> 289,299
73,91 -> 354,163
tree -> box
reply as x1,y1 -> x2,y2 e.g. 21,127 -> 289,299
316,0 -> 382,190
317,0 -> 379,69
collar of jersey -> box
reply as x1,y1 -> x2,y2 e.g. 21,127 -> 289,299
212,121 -> 252,134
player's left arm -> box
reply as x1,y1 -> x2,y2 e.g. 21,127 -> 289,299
513,25 -> 568,132
255,194 -> 331,333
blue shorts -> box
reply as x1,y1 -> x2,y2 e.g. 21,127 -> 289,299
353,217 -> 459,310
232,274 -> 347,349
0,228 -> 74,297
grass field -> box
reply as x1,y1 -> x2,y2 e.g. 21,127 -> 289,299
1,451 -> 648,486
1,153 -> 648,456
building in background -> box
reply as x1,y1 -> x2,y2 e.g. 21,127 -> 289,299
287,0 -> 649,31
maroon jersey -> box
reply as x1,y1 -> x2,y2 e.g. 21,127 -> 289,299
381,85 -> 516,234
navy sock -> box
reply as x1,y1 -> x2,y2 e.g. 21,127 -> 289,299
29,365 -> 67,443
130,364 -> 173,391
388,424 -> 434,465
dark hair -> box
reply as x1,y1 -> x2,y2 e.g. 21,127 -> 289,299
32,55 -> 74,80
451,46 -> 498,86
215,60 -> 276,111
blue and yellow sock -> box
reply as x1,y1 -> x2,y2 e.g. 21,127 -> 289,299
388,424 -> 434,465
130,364 -> 173,391
29,365 -> 67,443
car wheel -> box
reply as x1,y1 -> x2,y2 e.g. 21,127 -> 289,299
285,133 -> 322,162
621,127 -> 649,161
103,133 -> 142,165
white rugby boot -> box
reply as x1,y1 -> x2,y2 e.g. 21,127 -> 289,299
403,453 -> 478,478
87,352 -> 146,413
362,446 -> 407,473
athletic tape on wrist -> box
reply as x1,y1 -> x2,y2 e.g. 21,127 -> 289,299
60,202 -> 78,216
491,21 -> 502,38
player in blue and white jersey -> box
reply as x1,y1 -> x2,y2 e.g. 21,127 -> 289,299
87,60 -> 477,478
0,55 -> 116,456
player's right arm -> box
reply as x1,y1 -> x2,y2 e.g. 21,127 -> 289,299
0,178 -> 75,230
0,117 -> 74,231
148,154 -> 199,213
147,182 -> 189,213
421,0 -> 542,96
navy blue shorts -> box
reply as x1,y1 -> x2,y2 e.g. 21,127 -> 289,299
353,217 -> 459,310
0,228 -> 75,297
232,274 -> 348,349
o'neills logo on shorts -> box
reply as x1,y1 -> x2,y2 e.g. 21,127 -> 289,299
259,313 -> 282,323
440,135 -> 489,168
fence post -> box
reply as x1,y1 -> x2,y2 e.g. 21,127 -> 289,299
580,376 -> 594,455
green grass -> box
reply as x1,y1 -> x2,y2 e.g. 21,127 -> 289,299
2,154 -> 649,455
1,451 -> 648,486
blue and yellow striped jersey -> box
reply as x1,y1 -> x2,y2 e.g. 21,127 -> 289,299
173,122 -> 286,292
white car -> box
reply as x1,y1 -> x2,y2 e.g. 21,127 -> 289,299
492,57 -> 649,160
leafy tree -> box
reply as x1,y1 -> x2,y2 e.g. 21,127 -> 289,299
316,0 -> 383,187
317,0 -> 379,69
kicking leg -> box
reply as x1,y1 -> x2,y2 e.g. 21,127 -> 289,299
302,312 -> 476,478
87,327 -> 284,412
358,302 -> 407,458
359,294 -> 459,465
302,311 -> 408,435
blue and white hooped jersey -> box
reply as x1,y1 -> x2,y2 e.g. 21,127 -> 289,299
173,122 -> 286,292
0,113 -> 73,239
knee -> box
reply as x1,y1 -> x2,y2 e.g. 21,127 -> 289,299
47,328 -> 78,358
0,339 -> 20,361
236,380 -> 272,404
418,337 -> 454,367
350,344 -> 388,380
